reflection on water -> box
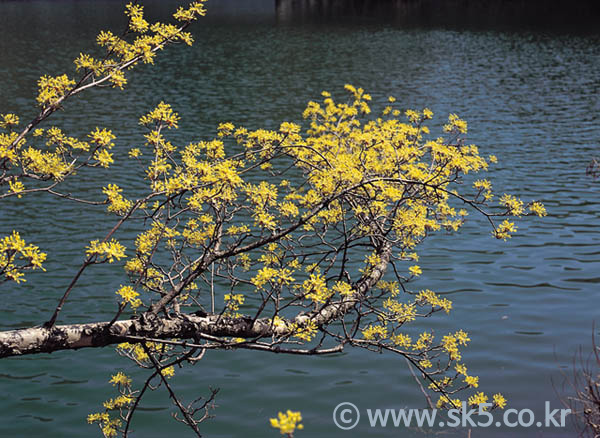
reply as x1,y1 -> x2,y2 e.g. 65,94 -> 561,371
275,0 -> 600,28
1,1 -> 600,437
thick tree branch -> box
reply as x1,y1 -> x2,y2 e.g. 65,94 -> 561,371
1,244 -> 392,359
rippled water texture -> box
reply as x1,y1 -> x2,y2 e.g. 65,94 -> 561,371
1,1 -> 599,436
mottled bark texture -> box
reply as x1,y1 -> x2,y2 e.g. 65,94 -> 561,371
0,245 -> 391,359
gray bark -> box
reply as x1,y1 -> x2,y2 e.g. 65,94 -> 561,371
0,244 -> 391,359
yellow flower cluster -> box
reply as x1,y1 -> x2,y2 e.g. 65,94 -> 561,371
173,2 -> 208,21
408,265 -> 422,276
270,410 -> 304,435
331,281 -> 354,297
391,333 -> 412,348
87,412 -> 121,438
109,372 -> 132,387
493,393 -> 507,409
0,231 -> 47,283
382,299 -> 417,323
46,126 -> 90,151
160,366 -> 175,378
139,101 -> 180,129
436,395 -> 462,410
464,375 -> 479,388
362,324 -> 388,340
473,179 -> 493,201
115,285 -> 142,309
291,320 -> 318,342
182,217 -> 215,247
103,395 -> 134,410
0,113 -> 19,129
435,387 -> 506,411
529,201 -> 547,217
86,239 -> 126,263
135,221 -> 179,255
21,146 -> 74,179
8,179 -> 25,197
494,219 -> 518,240
88,372 -> 135,437
441,330 -> 471,361
102,184 -> 133,216
224,293 -> 245,317
500,194 -> 524,216
415,289 -> 452,313
302,272 -> 332,304
125,2 -> 150,33
36,74 -> 75,108
82,1 -> 205,89
251,265 -> 295,289
413,332 -> 434,351
468,391 -> 488,407
443,113 -> 468,134
1,123 -> 117,200
117,342 -> 171,364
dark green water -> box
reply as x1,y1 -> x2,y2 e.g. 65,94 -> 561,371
1,1 -> 599,436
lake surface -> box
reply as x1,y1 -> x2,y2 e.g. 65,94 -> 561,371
1,1 -> 599,436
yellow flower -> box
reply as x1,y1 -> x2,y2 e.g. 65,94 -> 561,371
468,391 -> 488,407
494,219 -> 517,241
500,194 -> 524,216
493,393 -> 507,409
464,375 -> 479,388
416,289 -> 452,313
139,101 -> 180,129
0,231 -> 47,283
36,74 -> 75,107
455,363 -> 467,375
109,372 -> 131,387
0,113 -> 19,129
362,324 -> 388,341
270,410 -> 303,435
224,293 -> 245,316
103,395 -> 133,409
251,267 -> 278,289
89,127 -> 116,148
413,332 -> 434,351
529,201 -> 547,217
8,179 -> 25,197
443,113 -> 468,134
86,239 -> 126,263
116,285 -> 142,308
391,334 -> 412,348
409,265 -> 422,276
332,281 -> 354,297
160,366 -> 175,378
291,320 -> 317,342
94,149 -> 114,168
102,184 -> 133,215
405,109 -> 420,123
87,412 -> 109,424
302,273 -> 332,304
